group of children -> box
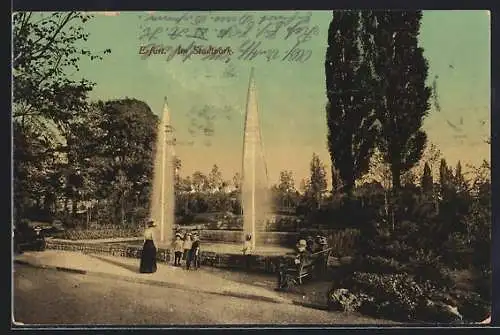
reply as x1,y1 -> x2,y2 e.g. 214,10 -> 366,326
172,231 -> 201,270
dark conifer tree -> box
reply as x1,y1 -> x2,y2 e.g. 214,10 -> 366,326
325,10 -> 378,194
421,161 -> 433,194
369,11 -> 432,190
439,158 -> 455,197
454,160 -> 468,194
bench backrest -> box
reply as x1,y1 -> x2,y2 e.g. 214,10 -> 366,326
310,247 -> 332,258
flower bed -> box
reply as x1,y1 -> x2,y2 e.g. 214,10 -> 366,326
54,228 -> 142,241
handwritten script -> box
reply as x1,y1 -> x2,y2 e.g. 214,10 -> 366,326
137,12 -> 319,63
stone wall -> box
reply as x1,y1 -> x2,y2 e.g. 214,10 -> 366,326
45,239 -> 284,274
46,239 -> 172,262
199,230 -> 298,247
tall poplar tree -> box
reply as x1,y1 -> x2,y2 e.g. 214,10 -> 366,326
368,11 -> 432,190
325,10 -> 378,194
307,153 -> 327,209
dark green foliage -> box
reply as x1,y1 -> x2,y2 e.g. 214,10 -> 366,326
12,12 -> 111,224
328,166 -> 491,322
300,153 -> 327,211
327,288 -> 364,312
271,170 -> 300,211
421,162 -> 433,194
449,290 -> 490,322
439,158 -> 455,197
325,11 -> 378,194
367,11 -> 432,189
351,272 -> 425,321
78,99 -> 158,225
329,272 -> 470,322
356,255 -> 406,274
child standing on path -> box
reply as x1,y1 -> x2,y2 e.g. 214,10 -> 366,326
172,233 -> 184,266
182,232 -> 193,269
242,234 -> 253,270
189,232 -> 201,270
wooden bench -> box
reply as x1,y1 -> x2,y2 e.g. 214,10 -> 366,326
280,248 -> 333,287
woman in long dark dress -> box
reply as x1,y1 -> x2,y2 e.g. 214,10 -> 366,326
140,219 -> 157,273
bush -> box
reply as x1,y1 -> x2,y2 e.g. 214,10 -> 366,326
350,272 -> 425,321
449,290 -> 490,322
327,288 -> 364,312
356,256 -> 406,274
408,249 -> 455,289
331,272 -> 465,322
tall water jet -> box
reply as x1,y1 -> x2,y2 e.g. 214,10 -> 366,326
150,97 -> 175,243
241,69 -> 271,250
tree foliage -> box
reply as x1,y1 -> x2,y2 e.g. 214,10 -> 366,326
12,12 -> 111,223
13,12 -> 110,133
208,164 -> 224,192
366,11 -> 432,189
421,162 -> 433,194
325,10 -> 378,194
303,153 -> 328,210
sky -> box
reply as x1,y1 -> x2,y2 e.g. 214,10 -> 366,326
66,10 -> 490,186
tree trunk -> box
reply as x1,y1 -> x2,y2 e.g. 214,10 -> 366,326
121,197 -> 125,227
86,208 -> 90,229
384,191 -> 389,218
342,172 -> 355,196
72,198 -> 77,217
391,166 -> 401,190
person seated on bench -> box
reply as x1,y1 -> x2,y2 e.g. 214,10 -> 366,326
277,239 -> 311,290
293,239 -> 314,284
295,239 -> 312,266
306,236 -> 315,253
317,235 -> 329,250
313,235 -> 329,276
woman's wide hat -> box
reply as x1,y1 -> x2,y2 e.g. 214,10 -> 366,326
146,218 -> 157,226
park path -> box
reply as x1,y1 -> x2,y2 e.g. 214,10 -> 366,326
14,265 -> 396,325
14,250 -> 291,305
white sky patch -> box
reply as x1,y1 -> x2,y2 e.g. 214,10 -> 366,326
91,12 -> 120,17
